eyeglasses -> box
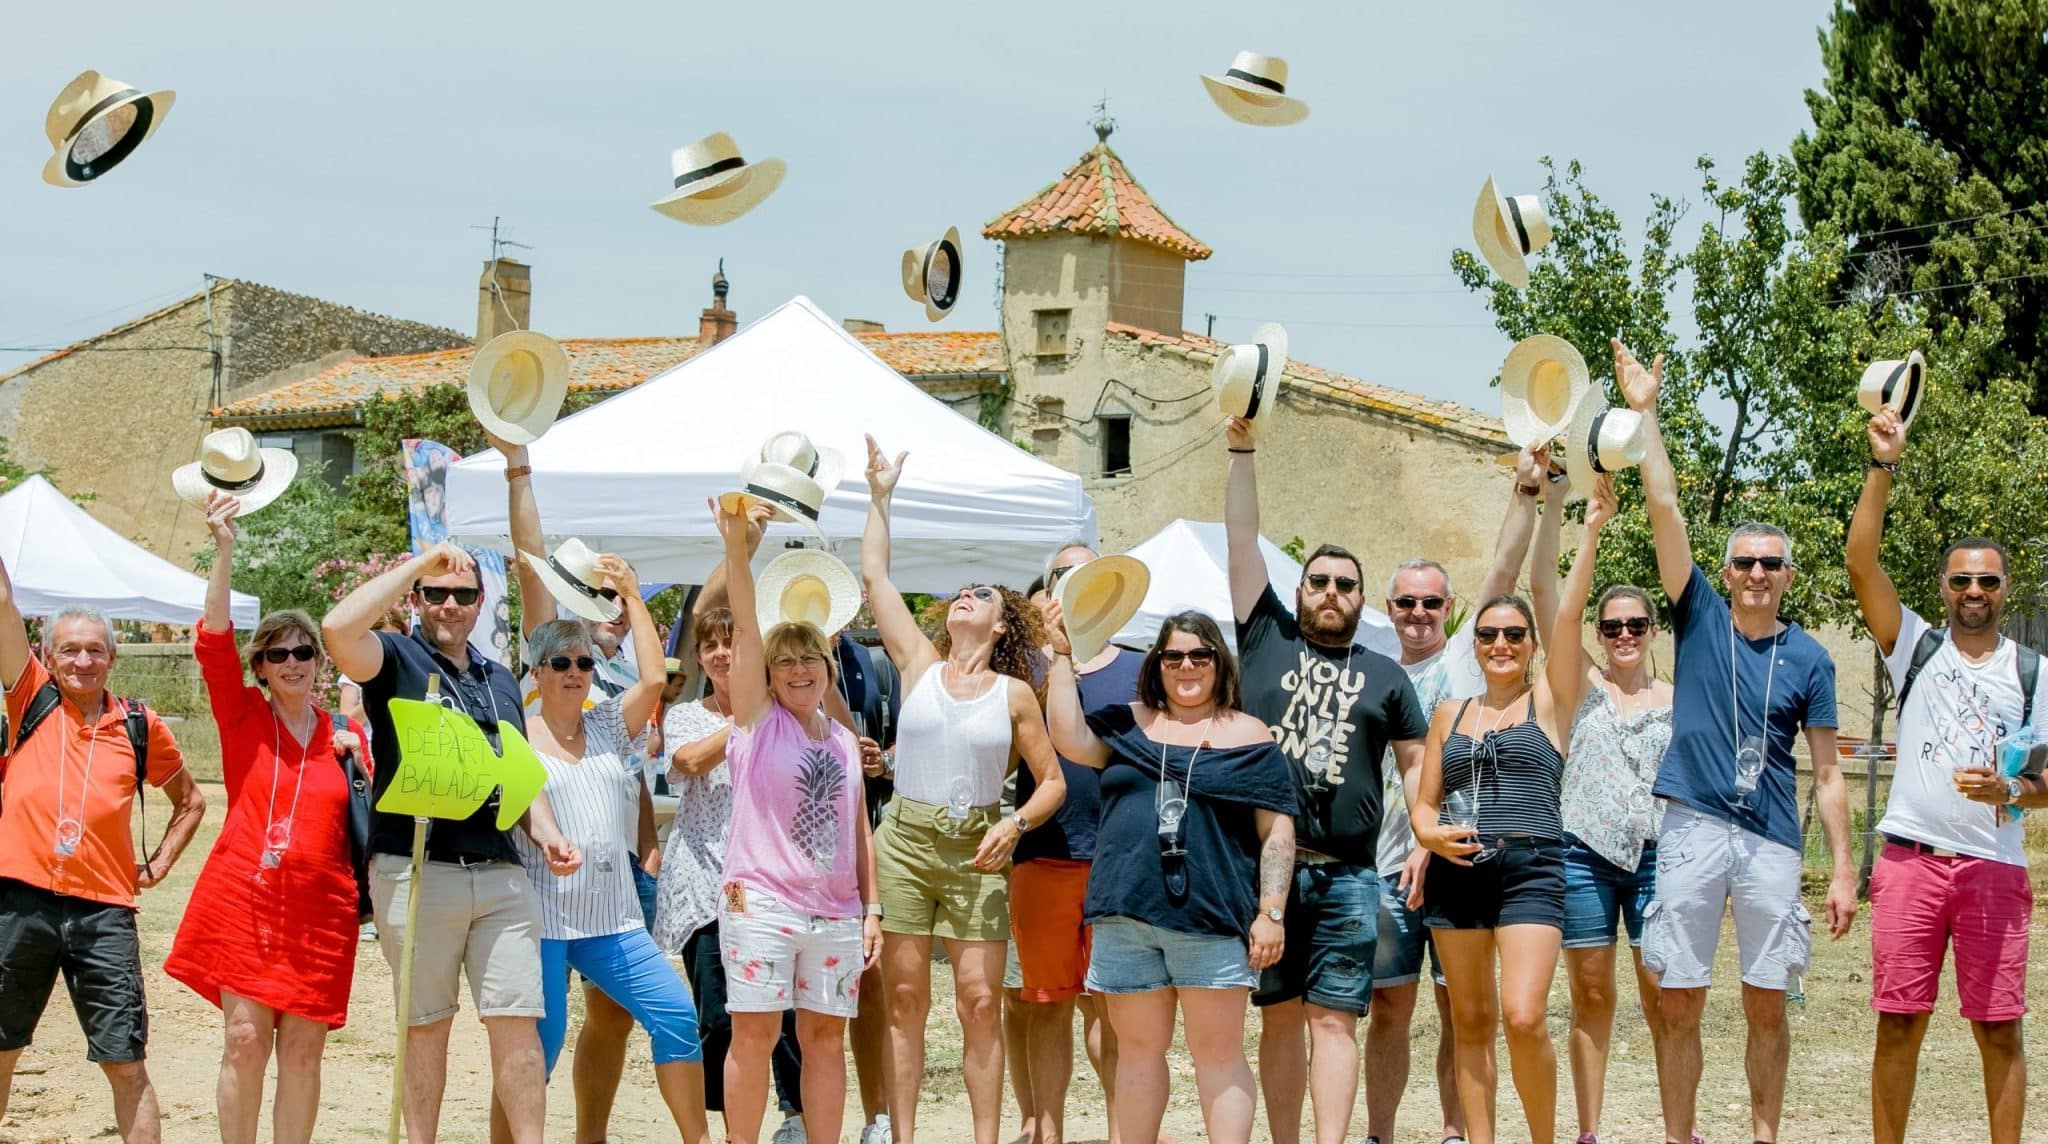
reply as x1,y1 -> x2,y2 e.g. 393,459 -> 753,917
1047,565 -> 1078,589
1948,573 -> 2005,592
1728,556 -> 1788,573
419,586 -> 482,606
545,656 -> 597,673
258,645 -> 318,664
596,587 -> 621,603
955,586 -> 997,602
1159,648 -> 1219,668
1304,574 -> 1360,593
1474,626 -> 1529,646
1392,595 -> 1447,612
1597,617 -> 1652,639
770,653 -> 829,670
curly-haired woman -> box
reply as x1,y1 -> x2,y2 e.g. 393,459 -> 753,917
859,434 -> 1067,1144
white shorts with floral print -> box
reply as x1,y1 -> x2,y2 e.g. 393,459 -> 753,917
720,885 -> 864,1017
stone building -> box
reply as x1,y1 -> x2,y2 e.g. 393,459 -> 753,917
0,278 -> 467,556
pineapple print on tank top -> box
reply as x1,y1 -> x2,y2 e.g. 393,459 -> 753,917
792,744 -> 844,871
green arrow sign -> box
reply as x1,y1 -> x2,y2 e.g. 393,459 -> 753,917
377,697 -> 547,829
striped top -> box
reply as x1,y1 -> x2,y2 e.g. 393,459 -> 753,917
1441,697 -> 1564,841
515,696 -> 646,940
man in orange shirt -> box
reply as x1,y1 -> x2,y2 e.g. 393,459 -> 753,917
0,553 -> 207,1143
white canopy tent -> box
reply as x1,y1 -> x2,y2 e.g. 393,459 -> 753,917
1109,518 -> 1400,657
0,475 -> 260,626
448,296 -> 1096,592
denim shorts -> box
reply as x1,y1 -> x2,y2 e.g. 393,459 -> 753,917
1562,835 -> 1657,949
1372,872 -> 1444,988
1254,862 -> 1378,1014
1085,916 -> 1255,993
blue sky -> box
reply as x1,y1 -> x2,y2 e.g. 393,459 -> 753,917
0,1 -> 1832,414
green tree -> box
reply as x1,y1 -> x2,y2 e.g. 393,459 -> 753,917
192,462 -> 355,618
1793,0 -> 2048,410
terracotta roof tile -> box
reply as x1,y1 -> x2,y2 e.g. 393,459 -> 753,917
210,331 -> 1006,427
1103,323 -> 1507,446
983,143 -> 1211,261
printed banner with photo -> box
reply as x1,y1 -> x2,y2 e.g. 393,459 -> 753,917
402,438 -> 512,667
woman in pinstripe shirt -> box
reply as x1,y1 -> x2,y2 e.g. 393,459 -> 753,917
517,554 -> 711,1143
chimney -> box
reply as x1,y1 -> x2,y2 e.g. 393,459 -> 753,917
842,318 -> 885,334
477,258 -> 531,343
699,260 -> 737,345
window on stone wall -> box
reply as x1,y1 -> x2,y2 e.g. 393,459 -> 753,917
1034,308 -> 1072,357
1100,414 -> 1132,478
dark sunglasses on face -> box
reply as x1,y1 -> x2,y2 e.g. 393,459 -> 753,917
259,645 -> 318,664
956,586 -> 998,602
1304,573 -> 1360,593
1474,626 -> 1529,646
1160,648 -> 1218,668
546,656 -> 597,673
1392,595 -> 1447,612
1728,555 -> 1787,573
596,587 -> 621,603
419,585 -> 482,606
1597,617 -> 1652,638
1948,573 -> 2004,592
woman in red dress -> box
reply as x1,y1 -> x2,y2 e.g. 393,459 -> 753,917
164,490 -> 365,1144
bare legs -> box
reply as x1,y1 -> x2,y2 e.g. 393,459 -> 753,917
881,933 -> 1004,1143
1435,925 -> 1560,1144
1564,943 -> 1664,1139
1105,987 -> 1256,1144
572,983 -> 635,1143
1259,1000 -> 1360,1144
216,991 -> 329,1144
852,961 -> 893,1127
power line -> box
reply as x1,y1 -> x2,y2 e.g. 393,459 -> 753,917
1846,202 -> 2044,244
1827,268 -> 2048,307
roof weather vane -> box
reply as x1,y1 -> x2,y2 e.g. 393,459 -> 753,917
1091,94 -> 1116,143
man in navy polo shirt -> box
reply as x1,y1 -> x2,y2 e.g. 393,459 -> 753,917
1614,340 -> 1857,1144
326,540 -> 581,1144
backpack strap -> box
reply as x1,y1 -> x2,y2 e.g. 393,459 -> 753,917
121,697 -> 149,783
2019,645 -> 2041,727
4,680 -> 65,757
1895,627 -> 1948,716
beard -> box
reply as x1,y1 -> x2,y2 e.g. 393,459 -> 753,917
1297,599 -> 1359,645
1950,601 -> 1999,633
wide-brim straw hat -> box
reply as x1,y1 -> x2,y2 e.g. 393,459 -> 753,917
1472,176 -> 1553,289
1200,51 -> 1308,126
520,537 -> 622,624
468,330 -> 570,444
172,428 -> 298,515
902,226 -> 964,322
1857,350 -> 1927,429
1562,391 -> 1647,502
756,548 -> 861,638
42,70 -> 175,187
1057,555 -> 1151,663
1212,322 -> 1289,429
650,131 -> 785,226
1500,334 -> 1590,448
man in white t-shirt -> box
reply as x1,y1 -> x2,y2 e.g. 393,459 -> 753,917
1848,404 -> 2040,1144
1360,445 -> 1565,1144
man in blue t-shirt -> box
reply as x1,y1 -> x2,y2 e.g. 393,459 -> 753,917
1615,340 -> 1857,1144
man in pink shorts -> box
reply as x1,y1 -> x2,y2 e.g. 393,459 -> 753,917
1847,404 -> 2038,1144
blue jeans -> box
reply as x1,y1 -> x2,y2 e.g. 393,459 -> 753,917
1561,834 -> 1657,949
1086,917 -> 1255,992
1371,870 -> 1444,988
1253,862 -> 1379,1015
540,928 -> 702,1075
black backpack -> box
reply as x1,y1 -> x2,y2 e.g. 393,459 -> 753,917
1897,628 -> 2041,726
1,682 -> 154,875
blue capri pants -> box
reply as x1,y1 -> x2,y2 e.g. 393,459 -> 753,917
540,928 -> 703,1075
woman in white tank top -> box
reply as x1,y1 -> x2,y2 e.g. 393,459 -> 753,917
861,435 -> 1067,1144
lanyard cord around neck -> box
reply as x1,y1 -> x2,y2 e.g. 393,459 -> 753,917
54,700 -> 103,837
1729,618 -> 1780,749
263,702 -> 311,851
1159,715 -> 1218,809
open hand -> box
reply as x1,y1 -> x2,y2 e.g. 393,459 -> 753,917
1585,473 -> 1618,532
1612,339 -> 1664,412
203,490 -> 241,547
594,554 -> 639,601
417,541 -> 477,583
1042,598 -> 1073,657
864,434 -> 907,498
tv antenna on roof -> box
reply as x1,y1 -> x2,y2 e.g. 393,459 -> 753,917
471,215 -> 534,261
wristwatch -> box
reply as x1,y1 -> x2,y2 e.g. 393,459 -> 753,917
1009,813 -> 1033,833
1264,906 -> 1284,923
864,902 -> 884,918
2006,776 -> 2025,805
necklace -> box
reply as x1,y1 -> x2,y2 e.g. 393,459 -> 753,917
1155,715 -> 1217,840
53,701 -> 102,859
942,660 -> 995,699
259,700 -> 311,873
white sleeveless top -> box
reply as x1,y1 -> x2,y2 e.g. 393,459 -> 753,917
891,662 -> 1013,807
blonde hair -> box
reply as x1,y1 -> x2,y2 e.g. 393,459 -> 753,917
763,621 -> 839,688
246,609 -> 323,681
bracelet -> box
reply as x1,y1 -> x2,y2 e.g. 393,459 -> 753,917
1514,482 -> 1542,498
504,465 -> 533,481
1869,458 -> 1899,474
864,902 -> 884,918
1228,447 -> 1255,455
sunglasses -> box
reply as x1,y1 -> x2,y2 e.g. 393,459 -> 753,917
596,587 -> 621,603
1597,617 -> 1652,638
419,585 -> 482,606
1159,648 -> 1219,668
1728,556 -> 1788,573
955,586 -> 998,602
258,645 -> 318,664
545,656 -> 597,673
1304,573 -> 1360,593
770,653 -> 829,670
1392,595 -> 1447,612
1474,626 -> 1529,646
1948,573 -> 2004,592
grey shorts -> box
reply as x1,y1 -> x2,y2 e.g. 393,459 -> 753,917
371,854 -> 546,1025
1639,803 -> 1812,991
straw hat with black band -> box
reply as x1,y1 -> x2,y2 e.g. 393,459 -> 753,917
902,226 -> 964,322
650,132 -> 786,226
1472,176 -> 1554,289
42,70 -> 176,187
521,538 -> 622,625
756,549 -> 861,638
1212,323 -> 1289,431
1561,391 -> 1648,503
717,431 -> 844,535
172,428 -> 298,516
1857,350 -> 1928,430
1200,51 -> 1309,126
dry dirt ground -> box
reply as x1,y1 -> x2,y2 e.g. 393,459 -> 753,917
7,781 -> 2048,1141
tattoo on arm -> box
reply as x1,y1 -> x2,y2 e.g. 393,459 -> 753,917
1259,831 -> 1292,901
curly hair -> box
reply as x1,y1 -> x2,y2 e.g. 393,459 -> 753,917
934,584 -> 1045,684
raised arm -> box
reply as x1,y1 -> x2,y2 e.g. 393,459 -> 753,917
1546,474 -> 1615,716
695,500 -> 772,618
201,491 -> 241,634
1847,409 -> 1908,653
711,498 -> 771,728
598,555 -> 664,732
1043,619 -> 1110,767
861,435 -> 939,678
1529,457 -> 1568,627
1222,416 -> 1267,623
323,542 -> 475,684
1476,443 -> 1548,602
0,549 -> 30,692
1614,340 -> 1690,602
495,436 -> 556,638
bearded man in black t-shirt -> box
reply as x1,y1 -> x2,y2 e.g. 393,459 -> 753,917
1221,416 -> 1428,1144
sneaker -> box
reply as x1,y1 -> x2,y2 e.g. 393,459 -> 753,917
771,1116 -> 808,1144
860,1115 -> 893,1144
